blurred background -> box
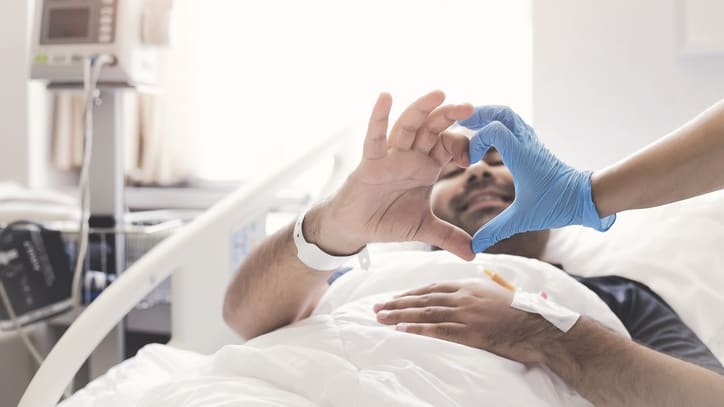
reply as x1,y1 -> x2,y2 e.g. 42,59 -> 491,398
3,0 -> 723,190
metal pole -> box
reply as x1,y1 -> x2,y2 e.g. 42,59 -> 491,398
87,88 -> 126,374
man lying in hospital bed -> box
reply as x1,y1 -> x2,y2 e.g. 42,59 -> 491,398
62,92 -> 723,406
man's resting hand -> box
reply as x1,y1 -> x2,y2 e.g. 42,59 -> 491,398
374,278 -> 724,406
374,280 -> 558,364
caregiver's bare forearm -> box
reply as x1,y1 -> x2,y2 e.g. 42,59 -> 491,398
542,317 -> 724,407
223,214 -> 331,340
592,99 -> 724,217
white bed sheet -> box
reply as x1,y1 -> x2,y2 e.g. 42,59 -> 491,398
61,251 -> 628,407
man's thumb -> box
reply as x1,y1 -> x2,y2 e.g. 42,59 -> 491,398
417,215 -> 475,261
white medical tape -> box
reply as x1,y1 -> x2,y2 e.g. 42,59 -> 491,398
510,291 -> 580,333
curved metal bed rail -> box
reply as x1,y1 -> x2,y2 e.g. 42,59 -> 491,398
19,130 -> 355,407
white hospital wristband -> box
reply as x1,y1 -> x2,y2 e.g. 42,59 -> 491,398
293,208 -> 369,271
510,291 -> 580,333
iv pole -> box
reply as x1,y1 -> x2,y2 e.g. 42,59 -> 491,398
48,82 -> 129,380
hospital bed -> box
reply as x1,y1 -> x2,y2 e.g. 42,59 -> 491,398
19,128 -> 724,405
18,129 -> 357,407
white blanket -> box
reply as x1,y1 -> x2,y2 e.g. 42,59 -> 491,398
63,251 -> 628,406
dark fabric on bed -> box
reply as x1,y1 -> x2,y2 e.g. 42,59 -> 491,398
327,266 -> 353,285
572,274 -> 724,375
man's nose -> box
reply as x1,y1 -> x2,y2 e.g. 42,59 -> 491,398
466,163 -> 492,185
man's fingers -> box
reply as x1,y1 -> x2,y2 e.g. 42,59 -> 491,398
430,130 -> 470,167
376,306 -> 461,325
411,103 -> 474,155
395,322 -> 466,342
394,281 -> 464,298
363,92 -> 393,160
416,214 -> 475,261
374,293 -> 460,312
388,90 -> 446,151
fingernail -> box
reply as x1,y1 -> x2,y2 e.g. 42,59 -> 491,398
373,303 -> 383,312
377,310 -> 389,319
396,323 -> 409,332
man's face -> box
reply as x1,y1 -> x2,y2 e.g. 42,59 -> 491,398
432,149 -> 514,236
431,149 -> 549,258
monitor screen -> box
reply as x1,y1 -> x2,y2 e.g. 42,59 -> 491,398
47,8 -> 91,40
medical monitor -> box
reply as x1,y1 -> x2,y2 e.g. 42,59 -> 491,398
31,0 -> 166,85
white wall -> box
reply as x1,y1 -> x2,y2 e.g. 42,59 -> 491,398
0,2 -> 30,184
175,0 -> 532,181
2,1 -> 533,187
532,0 -> 724,170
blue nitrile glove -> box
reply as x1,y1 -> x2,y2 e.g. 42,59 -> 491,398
458,106 -> 616,253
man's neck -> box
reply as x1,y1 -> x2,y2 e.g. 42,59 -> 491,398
483,229 -> 550,259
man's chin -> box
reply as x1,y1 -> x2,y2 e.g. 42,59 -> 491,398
463,209 -> 506,234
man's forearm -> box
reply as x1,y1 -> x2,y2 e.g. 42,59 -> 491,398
541,317 -> 724,406
222,91 -> 478,339
222,210 -> 332,340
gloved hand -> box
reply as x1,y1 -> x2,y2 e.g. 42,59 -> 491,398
458,106 -> 616,253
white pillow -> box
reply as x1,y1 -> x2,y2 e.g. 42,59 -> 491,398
0,182 -> 79,223
542,190 -> 724,361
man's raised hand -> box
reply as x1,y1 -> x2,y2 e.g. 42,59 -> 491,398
305,91 -> 475,260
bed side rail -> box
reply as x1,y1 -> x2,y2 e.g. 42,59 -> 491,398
18,129 -> 355,407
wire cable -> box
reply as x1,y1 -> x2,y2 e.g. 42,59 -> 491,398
71,55 -> 115,310
0,283 -> 44,365
0,220 -> 76,399
0,221 -> 48,367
